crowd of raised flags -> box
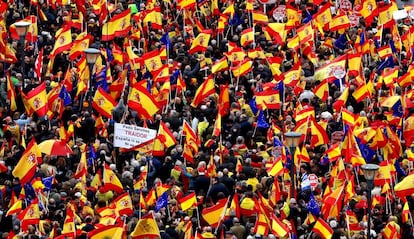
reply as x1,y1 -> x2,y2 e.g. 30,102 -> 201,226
1,0 -> 414,238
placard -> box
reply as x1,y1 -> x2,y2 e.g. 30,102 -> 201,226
113,123 -> 157,149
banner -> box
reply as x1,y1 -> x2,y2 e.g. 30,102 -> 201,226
113,123 -> 157,149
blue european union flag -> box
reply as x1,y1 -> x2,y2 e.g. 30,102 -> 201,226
106,48 -> 114,63
334,34 -> 347,50
42,176 -> 54,191
59,85 -> 72,106
377,56 -> 394,71
160,32 -> 171,48
88,145 -> 97,166
155,192 -> 168,212
307,193 -> 320,216
356,138 -> 375,162
170,69 -> 180,85
229,14 -> 242,26
249,98 -> 258,115
257,110 -> 269,128
395,160 -> 407,177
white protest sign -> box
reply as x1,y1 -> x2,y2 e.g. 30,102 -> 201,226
113,123 -> 157,149
308,174 -> 319,190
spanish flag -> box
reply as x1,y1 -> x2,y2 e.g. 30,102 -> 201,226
240,28 -> 255,47
103,163 -> 124,194
18,198 -> 40,231
255,89 -> 281,110
142,49 -> 163,71
189,29 -> 212,54
211,57 -> 229,74
24,82 -> 48,117
225,46 -> 246,63
92,87 -> 117,119
266,158 -> 283,177
88,224 -> 125,239
231,58 -> 252,78
352,81 -> 371,102
395,172 -> 414,199
191,75 -> 215,107
177,0 -> 196,9
252,10 -> 268,24
6,199 -> 22,217
218,84 -> 230,116
378,2 -> 398,26
332,87 -> 349,113
12,139 -> 41,184
312,218 -> 333,239
114,193 -> 133,217
297,22 -> 314,44
127,84 -> 160,120
217,14 -> 229,33
347,53 -> 362,77
101,8 -> 131,41
314,55 -> 346,82
202,198 -> 227,227
131,213 -> 160,239
143,8 -> 163,30
342,108 -> 356,127
248,47 -> 266,59
179,192 -> 197,211
358,0 -> 378,26
377,45 -> 393,59
6,72 -> 17,112
313,3 -> 332,29
265,23 -> 286,45
157,121 -> 177,149
313,79 -> 329,101
329,13 -> 350,32
271,214 -> 289,237
69,32 -> 91,60
50,25 -> 72,57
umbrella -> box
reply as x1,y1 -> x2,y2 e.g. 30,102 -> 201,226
38,140 -> 73,156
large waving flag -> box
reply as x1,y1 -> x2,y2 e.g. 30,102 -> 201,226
127,84 -> 160,120
88,224 -> 125,239
202,198 -> 228,227
142,49 -> 163,72
12,139 -> 42,184
69,32 -> 91,60
50,25 -> 72,57
358,0 -> 378,25
131,213 -> 160,239
191,75 -> 215,107
114,192 -> 133,216
312,218 -> 333,239
18,198 -> 40,231
101,9 -> 131,41
102,163 -> 124,194
314,55 -> 346,82
92,87 -> 117,119
231,58 -> 253,78
189,29 -> 212,54
24,82 -> 48,117
179,192 -> 197,211
394,172 -> 414,199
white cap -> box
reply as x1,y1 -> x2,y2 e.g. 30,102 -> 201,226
74,192 -> 82,198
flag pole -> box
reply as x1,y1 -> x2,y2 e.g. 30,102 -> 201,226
195,204 -> 201,228
214,196 -> 231,235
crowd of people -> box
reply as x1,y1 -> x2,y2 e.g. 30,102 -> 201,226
0,0 -> 414,238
